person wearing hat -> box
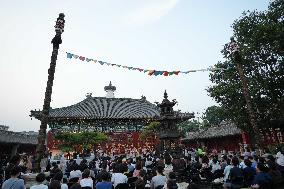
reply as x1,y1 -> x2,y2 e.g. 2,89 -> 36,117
2,166 -> 25,189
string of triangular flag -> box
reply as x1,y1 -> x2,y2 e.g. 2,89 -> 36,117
66,52 -> 224,76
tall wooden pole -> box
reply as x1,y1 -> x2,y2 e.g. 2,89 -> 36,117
36,13 -> 65,170
229,37 -> 261,147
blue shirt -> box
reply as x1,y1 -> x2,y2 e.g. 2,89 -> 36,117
2,178 -> 25,189
251,161 -> 257,169
243,166 -> 256,186
96,182 -> 113,189
127,164 -> 135,172
252,172 -> 272,186
229,166 -> 243,185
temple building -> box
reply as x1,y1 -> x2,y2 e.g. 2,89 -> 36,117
30,82 -> 194,154
0,125 -> 38,156
181,121 -> 284,152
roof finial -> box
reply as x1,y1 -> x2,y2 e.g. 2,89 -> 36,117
104,81 -> 116,98
164,90 -> 168,99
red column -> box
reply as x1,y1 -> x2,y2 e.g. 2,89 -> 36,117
241,132 -> 250,144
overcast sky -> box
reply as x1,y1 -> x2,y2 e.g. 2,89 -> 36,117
0,0 -> 269,132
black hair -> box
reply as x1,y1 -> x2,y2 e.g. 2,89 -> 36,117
156,165 -> 164,175
52,171 -> 63,181
101,170 -> 110,181
10,166 -> 22,176
49,180 -> 61,189
244,159 -> 252,167
232,157 -> 239,166
165,157 -> 172,165
201,156 -> 209,164
114,164 -> 122,173
135,178 -> 145,189
187,183 -> 200,189
139,170 -> 146,177
70,183 -> 82,189
9,155 -> 21,164
258,157 -> 266,164
128,158 -> 133,164
63,178 -> 68,184
101,161 -> 108,170
226,158 -> 231,165
36,173 -> 46,183
257,162 -> 268,172
135,162 -> 142,170
168,172 -> 176,180
267,155 -> 275,162
82,169 -> 90,178
166,179 -> 178,189
121,163 -> 128,173
212,158 -> 218,164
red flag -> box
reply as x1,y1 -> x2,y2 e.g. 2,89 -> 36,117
79,56 -> 85,61
163,71 -> 169,76
174,71 -> 180,75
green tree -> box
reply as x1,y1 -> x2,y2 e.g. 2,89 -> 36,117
140,121 -> 160,140
177,120 -> 201,132
202,105 -> 228,127
208,0 -> 284,132
55,132 -> 108,152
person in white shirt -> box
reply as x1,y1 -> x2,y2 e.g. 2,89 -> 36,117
52,172 -> 68,189
111,164 -> 128,188
30,173 -> 48,189
70,165 -> 82,179
40,156 -> 48,173
80,169 -> 93,189
223,159 -> 233,181
76,155 -> 81,165
145,157 -> 153,168
150,165 -> 166,189
211,159 -> 221,173
239,156 -> 247,169
276,150 -> 284,167
163,172 -> 180,189
164,157 -> 173,177
60,154 -> 66,174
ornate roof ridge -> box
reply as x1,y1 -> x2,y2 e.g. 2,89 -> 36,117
34,95 -> 157,112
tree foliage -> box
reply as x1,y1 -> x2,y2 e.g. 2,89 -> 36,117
55,132 -> 108,152
140,121 -> 160,140
177,120 -> 201,132
202,105 -> 228,127
207,0 -> 284,131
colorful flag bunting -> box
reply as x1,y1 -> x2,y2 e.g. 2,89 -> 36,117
174,71 -> 180,75
67,53 -> 73,59
163,71 -> 169,76
148,70 -> 155,76
65,52 -> 224,76
79,56 -> 85,61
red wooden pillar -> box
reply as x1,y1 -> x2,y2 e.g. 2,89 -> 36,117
241,132 -> 250,145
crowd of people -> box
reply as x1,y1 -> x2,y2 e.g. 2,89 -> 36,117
1,146 -> 284,189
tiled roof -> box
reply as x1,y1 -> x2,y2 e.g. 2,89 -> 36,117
0,130 -> 37,144
182,122 -> 242,141
31,96 -> 160,119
